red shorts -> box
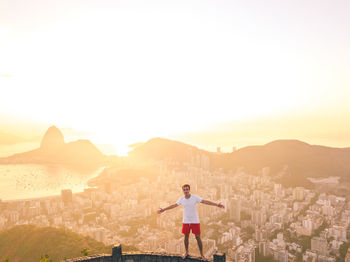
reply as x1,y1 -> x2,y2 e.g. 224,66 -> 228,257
181,223 -> 200,235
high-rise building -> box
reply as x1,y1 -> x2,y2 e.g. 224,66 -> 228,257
274,183 -> 283,198
329,225 -> 347,241
200,153 -> 210,170
302,218 -> 313,231
61,189 -> 73,205
231,243 -> 255,262
293,187 -> 305,201
311,236 -> 328,256
251,209 -> 267,226
92,227 -> 106,243
255,228 -> 268,242
258,241 -> 267,256
229,197 -> 241,223
276,249 -> 288,262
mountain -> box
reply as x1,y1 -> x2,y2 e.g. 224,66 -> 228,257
215,139 -> 350,186
0,126 -> 108,169
40,126 -> 65,151
128,137 -> 211,162
0,225 -> 111,262
129,138 -> 350,187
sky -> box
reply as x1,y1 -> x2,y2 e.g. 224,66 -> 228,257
0,0 -> 349,155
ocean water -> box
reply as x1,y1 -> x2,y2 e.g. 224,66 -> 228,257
0,164 -> 102,201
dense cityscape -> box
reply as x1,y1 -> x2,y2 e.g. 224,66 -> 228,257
1,154 -> 350,262
1,0 -> 350,261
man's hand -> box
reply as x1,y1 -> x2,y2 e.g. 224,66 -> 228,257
201,199 -> 225,209
157,203 -> 178,214
217,203 -> 225,209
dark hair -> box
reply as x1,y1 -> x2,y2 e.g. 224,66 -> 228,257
182,184 -> 190,190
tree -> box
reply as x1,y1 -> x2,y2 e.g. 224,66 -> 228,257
80,248 -> 89,256
339,242 -> 350,259
40,254 -> 53,262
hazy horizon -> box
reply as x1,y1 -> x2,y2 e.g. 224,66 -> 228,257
2,111 -> 350,157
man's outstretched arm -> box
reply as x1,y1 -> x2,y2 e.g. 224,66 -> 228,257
157,203 -> 179,214
201,199 -> 225,209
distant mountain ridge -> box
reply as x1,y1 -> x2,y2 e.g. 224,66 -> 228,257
128,137 -> 209,162
129,137 -> 350,186
2,127 -> 350,186
0,126 -> 107,168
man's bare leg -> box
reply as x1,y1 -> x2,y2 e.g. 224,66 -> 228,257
182,234 -> 190,259
195,234 -> 207,261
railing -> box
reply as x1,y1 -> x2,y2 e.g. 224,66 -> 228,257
63,244 -> 226,262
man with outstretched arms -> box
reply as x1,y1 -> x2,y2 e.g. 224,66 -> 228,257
157,184 -> 225,261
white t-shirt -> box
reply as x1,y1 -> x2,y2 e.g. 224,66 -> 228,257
176,194 -> 202,223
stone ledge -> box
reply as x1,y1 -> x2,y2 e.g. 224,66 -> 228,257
63,253 -> 111,262
63,244 -> 225,262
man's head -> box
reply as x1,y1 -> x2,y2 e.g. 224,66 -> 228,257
182,184 -> 190,196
